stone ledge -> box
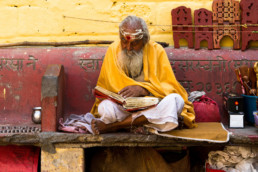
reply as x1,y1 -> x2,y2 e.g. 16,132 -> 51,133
0,127 -> 257,151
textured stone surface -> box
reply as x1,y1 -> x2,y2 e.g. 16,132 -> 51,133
0,128 -> 257,150
41,147 -> 84,172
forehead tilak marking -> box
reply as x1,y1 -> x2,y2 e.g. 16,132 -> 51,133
120,28 -> 144,41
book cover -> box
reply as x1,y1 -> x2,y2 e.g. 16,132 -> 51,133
93,86 -> 160,112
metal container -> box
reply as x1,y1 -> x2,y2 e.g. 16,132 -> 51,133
32,107 -> 41,124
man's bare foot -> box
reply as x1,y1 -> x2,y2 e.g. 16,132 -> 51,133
176,114 -> 185,130
131,126 -> 150,135
91,119 -> 109,135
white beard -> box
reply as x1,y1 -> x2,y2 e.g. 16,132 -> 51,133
118,49 -> 143,79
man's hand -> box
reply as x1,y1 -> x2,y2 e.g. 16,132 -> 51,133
118,85 -> 149,98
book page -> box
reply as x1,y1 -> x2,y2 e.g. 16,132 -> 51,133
123,97 -> 160,109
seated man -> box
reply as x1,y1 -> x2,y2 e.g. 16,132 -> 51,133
90,15 -> 196,134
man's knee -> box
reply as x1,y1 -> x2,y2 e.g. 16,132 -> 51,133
98,100 -> 115,114
166,93 -> 184,102
166,93 -> 184,113
98,100 -> 118,123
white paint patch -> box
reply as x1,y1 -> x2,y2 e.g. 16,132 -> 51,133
3,88 -> 6,100
14,95 -> 20,101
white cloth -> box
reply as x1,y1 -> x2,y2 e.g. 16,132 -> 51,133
98,93 -> 184,132
208,146 -> 258,172
188,91 -> 206,102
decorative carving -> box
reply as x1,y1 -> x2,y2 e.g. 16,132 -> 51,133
194,8 -> 213,50
171,6 -> 194,48
212,0 -> 241,49
240,0 -> 258,51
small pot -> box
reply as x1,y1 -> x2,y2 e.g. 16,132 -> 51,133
32,107 -> 41,124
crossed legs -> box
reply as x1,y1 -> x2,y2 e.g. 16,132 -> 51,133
91,93 -> 184,134
91,114 -> 149,134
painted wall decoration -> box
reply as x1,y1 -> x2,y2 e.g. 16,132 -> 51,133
212,0 -> 241,50
171,6 -> 194,49
240,0 -> 258,51
194,8 -> 213,50
172,0 -> 257,51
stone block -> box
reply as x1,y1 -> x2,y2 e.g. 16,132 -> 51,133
41,147 -> 84,172
41,64 -> 64,132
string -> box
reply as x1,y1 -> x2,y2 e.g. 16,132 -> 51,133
63,15 -> 258,28
63,16 -> 120,24
172,30 -> 258,33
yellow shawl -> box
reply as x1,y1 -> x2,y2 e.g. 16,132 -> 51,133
91,40 -> 196,128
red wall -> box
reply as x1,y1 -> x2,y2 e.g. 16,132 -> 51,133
0,47 -> 256,125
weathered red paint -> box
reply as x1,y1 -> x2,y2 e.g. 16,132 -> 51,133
248,135 -> 258,141
0,47 -> 257,125
42,97 -> 58,131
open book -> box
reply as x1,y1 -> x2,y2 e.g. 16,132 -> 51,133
93,86 -> 161,111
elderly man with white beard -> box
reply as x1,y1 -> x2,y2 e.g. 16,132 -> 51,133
90,15 -> 196,134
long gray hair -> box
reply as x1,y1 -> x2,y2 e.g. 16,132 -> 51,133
119,15 -> 150,45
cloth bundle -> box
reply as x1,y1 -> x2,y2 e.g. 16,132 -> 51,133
189,91 -> 221,122
59,113 -> 96,134
208,146 -> 258,172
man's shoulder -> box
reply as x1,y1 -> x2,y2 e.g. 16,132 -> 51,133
149,40 -> 164,48
148,40 -> 165,53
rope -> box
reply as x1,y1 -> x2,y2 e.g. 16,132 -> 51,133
63,15 -> 258,28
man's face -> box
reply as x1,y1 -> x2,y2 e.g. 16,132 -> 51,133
120,27 -> 144,53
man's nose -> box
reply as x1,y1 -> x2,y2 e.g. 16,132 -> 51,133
126,42 -> 133,51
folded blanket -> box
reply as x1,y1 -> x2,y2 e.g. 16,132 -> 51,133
152,122 -> 229,143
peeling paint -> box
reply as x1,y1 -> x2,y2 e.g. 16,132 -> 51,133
14,95 -> 20,101
3,88 -> 6,100
73,49 -> 90,58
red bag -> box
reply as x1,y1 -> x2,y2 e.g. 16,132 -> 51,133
193,95 -> 221,122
